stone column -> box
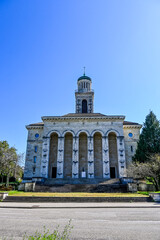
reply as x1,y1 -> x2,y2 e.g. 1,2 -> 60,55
88,136 -> 94,178
102,136 -> 110,179
57,137 -> 64,178
72,136 -> 79,178
41,137 -> 50,179
117,136 -> 126,178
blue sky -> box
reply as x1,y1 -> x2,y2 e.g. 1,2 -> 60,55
0,0 -> 160,154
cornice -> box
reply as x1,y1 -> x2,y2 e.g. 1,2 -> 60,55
42,115 -> 125,121
123,125 -> 142,129
26,125 -> 44,130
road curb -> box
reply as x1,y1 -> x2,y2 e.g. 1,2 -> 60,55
1,205 -> 160,209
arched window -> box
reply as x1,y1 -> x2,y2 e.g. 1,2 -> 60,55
82,100 -> 87,113
33,156 -> 37,163
34,146 -> 37,153
33,167 -> 36,174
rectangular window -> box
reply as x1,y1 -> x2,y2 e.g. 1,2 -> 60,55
35,146 -> 38,153
34,156 -> 37,163
33,167 -> 36,174
131,146 -> 133,152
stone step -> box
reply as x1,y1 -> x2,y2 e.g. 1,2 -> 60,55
91,184 -> 127,193
35,179 -> 127,193
35,184 -> 127,193
35,184 -> 96,193
43,178 -> 120,186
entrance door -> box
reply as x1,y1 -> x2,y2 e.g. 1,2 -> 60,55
52,167 -> 57,178
110,167 -> 116,178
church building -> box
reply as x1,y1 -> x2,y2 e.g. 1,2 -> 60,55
24,73 -> 141,182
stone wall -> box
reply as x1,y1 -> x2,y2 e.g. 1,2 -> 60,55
75,91 -> 94,113
24,128 -> 43,180
24,117 -> 139,181
123,126 -> 141,168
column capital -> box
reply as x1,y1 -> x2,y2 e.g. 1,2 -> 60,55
117,136 -> 124,140
88,136 -> 93,139
58,136 -> 64,139
73,136 -> 79,139
102,136 -> 108,139
43,136 -> 50,139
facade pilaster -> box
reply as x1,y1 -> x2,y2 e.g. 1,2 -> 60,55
41,137 -> 50,179
102,136 -> 110,179
117,136 -> 126,178
88,136 -> 94,178
57,137 -> 64,178
72,136 -> 79,178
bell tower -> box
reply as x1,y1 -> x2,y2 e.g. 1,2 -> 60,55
75,70 -> 94,113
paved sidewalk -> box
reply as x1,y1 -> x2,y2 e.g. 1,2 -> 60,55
0,201 -> 160,208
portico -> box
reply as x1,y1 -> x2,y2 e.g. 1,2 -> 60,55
39,115 -> 126,180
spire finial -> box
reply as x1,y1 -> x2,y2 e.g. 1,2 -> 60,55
83,66 -> 85,76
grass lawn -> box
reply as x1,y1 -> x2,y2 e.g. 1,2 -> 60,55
0,191 -> 149,197
138,191 -> 160,195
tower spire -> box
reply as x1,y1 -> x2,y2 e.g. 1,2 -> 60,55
83,66 -> 85,76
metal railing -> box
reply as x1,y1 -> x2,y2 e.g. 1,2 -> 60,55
75,89 -> 94,93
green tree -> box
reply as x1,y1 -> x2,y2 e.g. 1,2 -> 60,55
0,141 -> 10,183
127,154 -> 160,191
0,141 -> 23,186
134,111 -> 160,162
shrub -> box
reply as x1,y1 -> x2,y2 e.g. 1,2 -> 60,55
23,220 -> 73,240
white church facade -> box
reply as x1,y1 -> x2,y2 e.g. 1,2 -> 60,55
24,74 -> 141,182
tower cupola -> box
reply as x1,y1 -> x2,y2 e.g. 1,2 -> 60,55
77,73 -> 92,92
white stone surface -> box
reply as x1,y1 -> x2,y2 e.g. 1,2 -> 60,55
23,75 -> 141,182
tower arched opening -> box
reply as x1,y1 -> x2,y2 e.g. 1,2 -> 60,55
82,99 -> 87,113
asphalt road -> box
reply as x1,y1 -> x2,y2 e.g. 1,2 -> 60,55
0,206 -> 160,240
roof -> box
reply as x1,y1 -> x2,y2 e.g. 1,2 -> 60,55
62,113 -> 106,117
123,121 -> 140,125
27,114 -> 141,127
28,122 -> 44,126
78,75 -> 91,81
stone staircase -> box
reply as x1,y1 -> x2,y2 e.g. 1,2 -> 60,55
43,178 -> 105,185
35,178 -> 127,193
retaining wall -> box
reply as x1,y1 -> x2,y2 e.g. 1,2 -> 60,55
4,196 -> 151,203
